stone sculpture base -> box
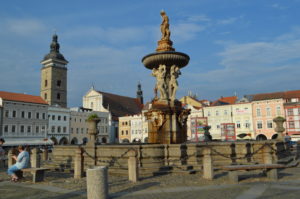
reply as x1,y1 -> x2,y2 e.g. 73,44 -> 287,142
144,100 -> 190,144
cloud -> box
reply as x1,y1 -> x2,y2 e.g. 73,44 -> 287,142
217,17 -> 238,25
187,15 -> 211,22
63,25 -> 156,44
271,3 -> 287,10
183,27 -> 300,99
4,18 -> 47,36
172,23 -> 205,42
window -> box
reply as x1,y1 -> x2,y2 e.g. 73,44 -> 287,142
245,121 -> 250,128
257,121 -> 263,129
44,93 -> 47,100
224,110 -> 228,115
42,113 -> 46,119
45,80 -> 48,87
5,110 -> 9,118
20,125 -> 24,133
12,125 -> 16,133
63,127 -> 66,133
12,110 -> 16,118
217,125 -> 220,129
36,126 -> 39,133
216,111 -> 219,116
57,126 -> 61,133
4,125 -> 8,133
121,130 -> 124,135
256,108 -> 261,117
298,108 -> 300,115
57,80 -> 61,87
289,121 -> 295,129
207,111 -> 211,116
41,126 -> 46,133
57,93 -> 60,100
266,107 -> 271,116
267,120 -> 273,129
28,112 -> 32,119
51,126 -> 55,133
81,128 -> 84,134
52,115 -> 55,120
21,111 -> 25,118
126,130 -> 128,135
287,109 -> 294,116
64,116 -> 67,121
27,126 -> 31,133
36,112 -> 40,119
58,116 -> 61,121
76,128 -> 79,134
276,106 -> 281,116
71,128 -> 73,134
236,121 -> 241,128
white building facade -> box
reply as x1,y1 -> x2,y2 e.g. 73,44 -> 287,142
47,106 -> 70,145
0,91 -> 49,146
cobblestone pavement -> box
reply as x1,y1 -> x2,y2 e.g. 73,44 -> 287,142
1,166 -> 300,199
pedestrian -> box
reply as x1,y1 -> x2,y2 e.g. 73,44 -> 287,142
0,138 -> 6,168
7,145 -> 30,182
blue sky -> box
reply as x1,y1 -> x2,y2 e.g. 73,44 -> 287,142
1,0 -> 300,107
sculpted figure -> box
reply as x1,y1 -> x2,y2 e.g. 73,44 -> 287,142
152,64 -> 167,100
160,10 -> 171,41
169,65 -> 181,100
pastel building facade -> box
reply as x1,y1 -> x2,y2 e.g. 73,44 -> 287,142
251,97 -> 285,140
231,102 -> 254,139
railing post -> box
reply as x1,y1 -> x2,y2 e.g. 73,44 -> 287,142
87,166 -> 108,199
263,144 -> 277,180
31,148 -> 40,168
8,149 -> 14,168
74,147 -> 83,179
203,147 -> 214,180
43,148 -> 48,161
128,150 -> 139,182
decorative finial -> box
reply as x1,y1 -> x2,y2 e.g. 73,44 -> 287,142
156,10 -> 175,52
50,33 -> 60,53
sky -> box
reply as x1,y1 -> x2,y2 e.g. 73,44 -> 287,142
0,0 -> 300,107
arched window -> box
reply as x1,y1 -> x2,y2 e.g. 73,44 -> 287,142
57,80 -> 61,87
45,80 -> 48,87
44,93 -> 47,100
57,93 -> 61,100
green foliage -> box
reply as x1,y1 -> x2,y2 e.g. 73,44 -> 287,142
87,113 -> 99,121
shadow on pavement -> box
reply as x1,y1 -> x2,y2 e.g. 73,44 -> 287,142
111,182 -> 160,198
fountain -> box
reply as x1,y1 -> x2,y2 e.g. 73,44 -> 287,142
142,11 -> 190,144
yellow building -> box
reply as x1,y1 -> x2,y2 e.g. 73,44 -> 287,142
118,116 -> 132,143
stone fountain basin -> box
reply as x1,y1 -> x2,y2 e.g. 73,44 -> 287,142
142,51 -> 190,69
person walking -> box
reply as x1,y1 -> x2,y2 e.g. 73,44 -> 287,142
0,138 -> 5,169
7,145 -> 30,182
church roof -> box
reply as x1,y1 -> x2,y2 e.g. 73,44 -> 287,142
97,91 -> 143,119
0,91 -> 48,105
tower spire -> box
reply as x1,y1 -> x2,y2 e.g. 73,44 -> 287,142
136,82 -> 144,105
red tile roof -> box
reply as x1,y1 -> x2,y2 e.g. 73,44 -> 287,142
0,91 -> 48,105
211,96 -> 237,106
250,90 -> 300,101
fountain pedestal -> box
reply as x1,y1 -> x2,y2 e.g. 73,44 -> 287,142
144,100 -> 190,144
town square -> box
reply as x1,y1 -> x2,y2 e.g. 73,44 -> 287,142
1,1 -> 300,199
